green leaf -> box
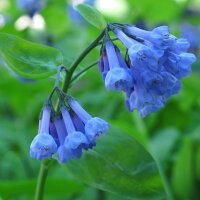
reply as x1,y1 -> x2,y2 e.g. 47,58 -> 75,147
0,178 -> 83,199
171,137 -> 193,199
67,128 -> 166,200
0,33 -> 63,79
76,3 -> 106,29
150,128 -> 180,165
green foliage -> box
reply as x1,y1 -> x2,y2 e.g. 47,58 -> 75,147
76,3 -> 106,30
150,128 -> 180,166
0,0 -> 200,199
67,129 -> 166,200
0,33 -> 63,79
171,137 -> 194,199
0,178 -> 83,199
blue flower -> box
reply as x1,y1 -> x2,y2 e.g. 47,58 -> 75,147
105,23 -> 196,117
149,26 -> 176,49
164,52 -> 196,79
128,44 -> 158,71
104,41 -> 132,91
30,134 -> 57,160
172,38 -> 190,54
53,116 -> 69,163
30,106 -> 57,160
127,88 -> 165,118
61,107 -> 88,161
84,117 -> 110,143
124,25 -> 176,49
68,98 -> 110,143
64,131 -> 88,153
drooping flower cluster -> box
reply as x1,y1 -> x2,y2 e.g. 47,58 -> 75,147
30,89 -> 109,163
98,23 -> 196,117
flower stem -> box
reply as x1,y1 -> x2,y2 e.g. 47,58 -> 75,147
62,29 -> 105,93
35,159 -> 52,200
71,61 -> 98,83
34,29 -> 106,200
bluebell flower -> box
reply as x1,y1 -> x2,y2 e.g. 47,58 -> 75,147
127,88 -> 165,118
104,41 -> 133,91
128,44 -> 159,71
68,98 -> 110,143
61,107 -> 88,160
104,23 -> 197,117
113,28 -> 160,71
84,117 -> 110,143
72,113 -> 96,149
172,38 -> 190,54
124,25 -> 176,49
30,105 -> 57,160
53,116 -> 70,163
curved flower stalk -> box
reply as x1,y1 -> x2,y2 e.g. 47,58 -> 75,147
97,23 -> 196,117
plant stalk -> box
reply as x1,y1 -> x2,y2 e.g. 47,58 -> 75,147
62,29 -> 105,93
34,29 -> 105,200
35,159 -> 52,200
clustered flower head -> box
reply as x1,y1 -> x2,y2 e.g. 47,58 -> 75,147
98,23 -> 196,117
30,85 -> 110,163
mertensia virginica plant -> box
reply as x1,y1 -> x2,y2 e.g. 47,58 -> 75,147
0,3 -> 196,200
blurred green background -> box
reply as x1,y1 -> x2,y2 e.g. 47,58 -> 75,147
0,0 -> 200,199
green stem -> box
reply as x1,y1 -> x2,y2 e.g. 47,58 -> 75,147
62,29 -> 105,93
34,29 -> 106,200
97,37 -> 118,45
35,159 -> 52,200
71,61 -> 98,83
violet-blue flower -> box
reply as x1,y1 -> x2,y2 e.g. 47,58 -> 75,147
61,107 -> 88,159
30,105 -> 57,160
112,28 -> 160,71
124,25 -> 176,49
164,52 -> 196,79
68,98 -> 110,143
104,41 -> 132,91
106,23 -> 197,117
84,117 -> 110,143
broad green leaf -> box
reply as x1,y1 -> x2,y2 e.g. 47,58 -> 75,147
76,3 -> 106,29
150,128 -> 180,166
171,137 -> 193,199
67,128 -> 166,200
0,33 -> 63,79
0,178 -> 83,199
